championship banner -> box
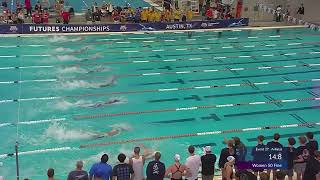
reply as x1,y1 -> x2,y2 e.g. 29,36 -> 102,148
0,18 -> 249,34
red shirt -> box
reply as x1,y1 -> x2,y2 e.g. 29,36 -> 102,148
42,12 -> 49,23
25,0 -> 31,9
206,9 -> 213,18
32,12 -> 41,23
61,11 -> 70,21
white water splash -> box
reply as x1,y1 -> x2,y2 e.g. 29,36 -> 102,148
56,66 -> 87,74
56,55 -> 80,61
49,36 -> 84,43
54,99 -> 92,110
44,123 -> 96,142
60,76 -> 116,89
54,46 -> 91,53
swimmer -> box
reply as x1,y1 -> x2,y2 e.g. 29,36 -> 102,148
99,76 -> 117,88
91,124 -> 130,139
87,98 -> 122,108
87,65 -> 110,74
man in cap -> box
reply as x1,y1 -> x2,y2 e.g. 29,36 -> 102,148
68,160 -> 89,180
201,146 -> 216,180
165,154 -> 187,180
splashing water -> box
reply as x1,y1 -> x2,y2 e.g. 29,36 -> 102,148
55,47 -> 74,53
56,55 -> 80,61
44,123 -> 96,142
49,36 -> 84,43
56,66 -> 87,74
59,76 -> 116,89
54,99 -> 92,110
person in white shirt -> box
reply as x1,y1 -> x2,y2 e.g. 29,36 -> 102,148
129,146 -> 145,180
185,145 -> 201,180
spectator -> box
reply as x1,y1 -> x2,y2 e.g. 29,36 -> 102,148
233,137 -> 247,163
61,9 -> 70,24
186,9 -> 193,21
89,154 -> 112,180
297,4 -> 304,18
185,145 -> 201,180
165,154 -> 187,180
267,133 -> 283,180
219,140 -> 235,170
163,0 -> 171,10
47,168 -> 55,180
154,10 -> 161,22
42,10 -> 49,24
164,9 -> 171,22
25,0 -> 32,17
17,10 -> 24,23
275,5 -> 282,22
85,8 -> 92,23
129,147 -> 145,180
140,8 -> 147,22
67,160 -> 89,180
235,170 -> 257,180
1,0 -> 7,8
112,153 -> 134,180
294,136 -> 309,180
16,1 -> 23,12
32,10 -> 42,24
35,0 -> 42,11
134,7 -> 141,23
284,137 -> 296,180
201,146 -> 216,180
259,172 -> 270,180
112,9 -> 120,23
205,7 -> 213,20
306,132 -> 319,156
251,135 -> 266,176
274,171 -> 286,180
146,152 -> 165,180
303,150 -> 320,180
173,7 -> 181,22
222,156 -> 235,180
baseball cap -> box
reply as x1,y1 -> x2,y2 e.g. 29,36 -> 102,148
174,154 -> 180,161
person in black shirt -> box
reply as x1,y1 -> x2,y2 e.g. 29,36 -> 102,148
303,150 -> 320,180
112,153 -> 134,180
297,4 -> 304,15
67,160 -> 89,180
306,132 -> 319,157
251,135 -> 266,176
235,170 -> 257,180
201,146 -> 216,180
294,136 -> 309,180
266,133 -> 283,180
219,140 -> 235,169
284,137 -> 296,180
146,152 -> 165,180
233,137 -> 247,162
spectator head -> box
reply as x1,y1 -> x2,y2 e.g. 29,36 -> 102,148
306,132 -> 314,140
47,168 -> 54,178
275,170 -> 286,180
101,154 -> 109,163
154,152 -> 161,161
118,153 -> 126,163
134,146 -> 140,154
273,133 -> 280,141
298,136 -> 307,145
188,145 -> 195,154
233,137 -> 241,145
174,154 -> 180,162
227,140 -> 234,148
76,160 -> 83,170
257,135 -> 264,143
204,146 -> 211,153
315,150 -> 320,160
259,172 -> 270,180
288,137 -> 296,146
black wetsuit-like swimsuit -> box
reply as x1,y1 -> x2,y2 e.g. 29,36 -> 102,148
171,164 -> 184,180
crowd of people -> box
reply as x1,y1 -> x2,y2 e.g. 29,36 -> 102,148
38,131 -> 319,180
0,0 -> 71,24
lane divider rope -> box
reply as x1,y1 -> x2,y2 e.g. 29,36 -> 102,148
74,97 -> 320,120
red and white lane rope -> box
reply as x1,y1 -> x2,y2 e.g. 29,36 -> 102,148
0,78 -> 319,104
79,122 -> 320,148
74,97 -> 320,120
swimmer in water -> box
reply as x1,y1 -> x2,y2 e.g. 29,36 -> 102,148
87,65 -> 110,74
99,76 -> 116,88
92,125 -> 130,139
88,98 -> 122,108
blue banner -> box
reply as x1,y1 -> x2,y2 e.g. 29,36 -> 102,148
0,18 -> 249,34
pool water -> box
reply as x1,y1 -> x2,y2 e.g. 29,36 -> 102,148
0,27 -> 320,179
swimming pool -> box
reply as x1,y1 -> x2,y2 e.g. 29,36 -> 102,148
0,27 -> 320,179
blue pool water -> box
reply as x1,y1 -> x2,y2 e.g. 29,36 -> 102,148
0,27 -> 319,179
